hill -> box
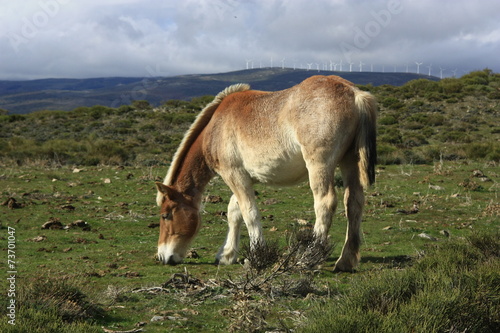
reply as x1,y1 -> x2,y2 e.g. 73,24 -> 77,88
0,68 -> 437,114
0,69 -> 498,168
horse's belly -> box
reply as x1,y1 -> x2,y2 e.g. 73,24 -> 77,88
245,152 -> 308,185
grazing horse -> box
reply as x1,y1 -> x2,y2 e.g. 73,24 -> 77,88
155,75 -> 377,272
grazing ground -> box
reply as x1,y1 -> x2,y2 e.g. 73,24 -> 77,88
0,161 -> 498,332
0,70 -> 499,331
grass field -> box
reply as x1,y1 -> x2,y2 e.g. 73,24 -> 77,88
1,70 -> 499,331
1,160 -> 498,332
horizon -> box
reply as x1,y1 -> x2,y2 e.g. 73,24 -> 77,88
1,66 -> 485,82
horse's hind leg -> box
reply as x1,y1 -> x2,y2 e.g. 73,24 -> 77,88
304,148 -> 338,241
216,194 -> 243,264
336,151 -> 365,272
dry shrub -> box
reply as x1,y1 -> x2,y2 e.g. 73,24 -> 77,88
240,228 -> 333,274
220,298 -> 270,333
240,239 -> 281,273
290,228 -> 334,270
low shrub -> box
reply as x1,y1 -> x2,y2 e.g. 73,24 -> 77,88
0,277 -> 104,333
464,142 -> 500,161
300,233 -> 500,333
379,128 -> 403,145
381,97 -> 405,110
378,115 -> 398,125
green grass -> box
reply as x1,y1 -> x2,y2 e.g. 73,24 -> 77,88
0,161 -> 498,332
0,70 -> 499,331
300,232 -> 500,333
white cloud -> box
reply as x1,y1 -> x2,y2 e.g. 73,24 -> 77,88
0,0 -> 499,80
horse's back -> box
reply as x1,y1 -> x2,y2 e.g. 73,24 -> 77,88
203,76 -> 363,185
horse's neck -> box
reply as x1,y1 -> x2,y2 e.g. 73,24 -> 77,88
172,136 -> 214,207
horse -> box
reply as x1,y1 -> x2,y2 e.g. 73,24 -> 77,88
155,75 -> 377,272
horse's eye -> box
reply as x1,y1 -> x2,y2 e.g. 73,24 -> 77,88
161,211 -> 173,220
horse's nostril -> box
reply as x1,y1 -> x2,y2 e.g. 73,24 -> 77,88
166,255 -> 178,266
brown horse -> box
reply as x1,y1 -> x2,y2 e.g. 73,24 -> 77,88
155,75 -> 377,272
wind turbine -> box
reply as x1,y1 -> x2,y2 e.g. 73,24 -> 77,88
348,61 -> 354,72
426,64 -> 432,76
315,63 -> 320,72
359,61 -> 365,72
439,67 -> 445,79
245,59 -> 252,70
329,60 -> 334,71
281,58 -> 285,70
451,69 -> 457,78
339,59 -> 343,71
307,63 -> 313,71
415,62 -> 423,74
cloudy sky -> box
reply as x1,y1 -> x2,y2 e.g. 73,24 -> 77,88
1,0 -> 499,80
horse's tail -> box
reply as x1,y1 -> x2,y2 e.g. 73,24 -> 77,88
353,89 -> 377,189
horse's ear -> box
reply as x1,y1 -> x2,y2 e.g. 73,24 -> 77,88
155,182 -> 179,201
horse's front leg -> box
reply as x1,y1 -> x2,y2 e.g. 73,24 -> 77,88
223,176 -> 264,256
216,194 -> 243,264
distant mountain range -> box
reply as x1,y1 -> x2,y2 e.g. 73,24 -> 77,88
0,68 -> 438,114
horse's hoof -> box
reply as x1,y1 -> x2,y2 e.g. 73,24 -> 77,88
333,264 -> 356,273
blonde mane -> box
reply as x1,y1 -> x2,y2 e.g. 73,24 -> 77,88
163,83 -> 251,187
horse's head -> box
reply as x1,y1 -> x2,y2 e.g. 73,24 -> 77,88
155,182 -> 201,265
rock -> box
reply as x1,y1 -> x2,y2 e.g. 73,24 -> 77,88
186,249 -> 200,259
2,197 -> 22,209
440,230 -> 450,237
66,220 -> 91,231
297,219 -> 309,225
29,235 -> 47,242
41,218 -> 64,229
471,169 -> 484,177
150,315 -> 165,322
60,204 -> 76,211
418,232 -> 437,241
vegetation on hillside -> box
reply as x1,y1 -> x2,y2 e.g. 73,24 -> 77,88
300,232 -> 499,333
0,69 -> 498,167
